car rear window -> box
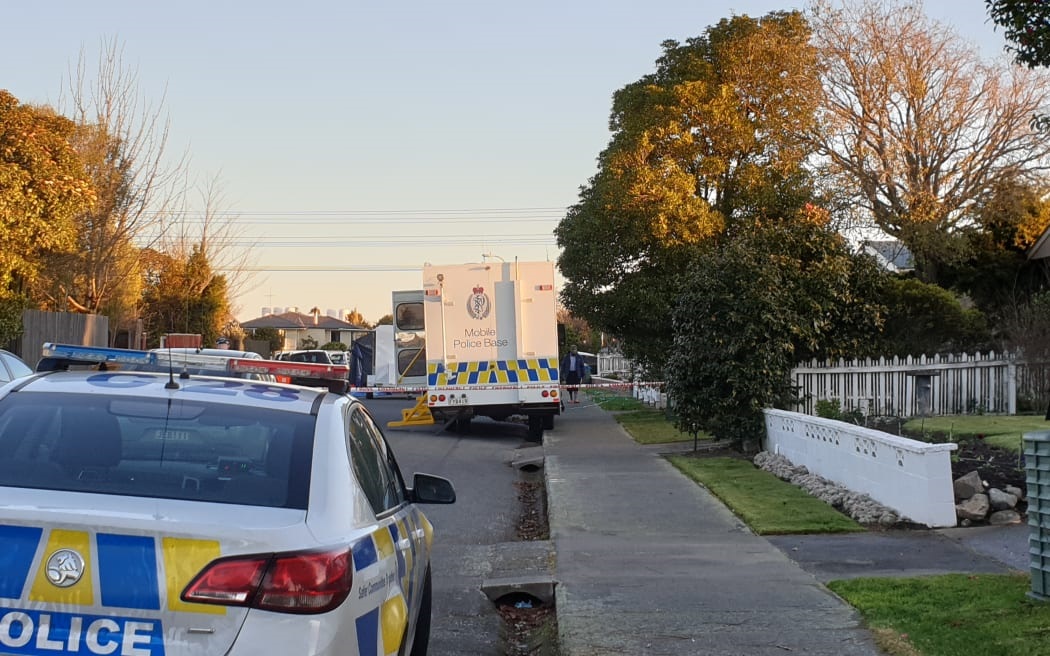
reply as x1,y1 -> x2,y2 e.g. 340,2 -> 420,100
0,392 -> 316,509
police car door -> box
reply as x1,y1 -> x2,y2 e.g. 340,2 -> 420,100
345,406 -> 427,650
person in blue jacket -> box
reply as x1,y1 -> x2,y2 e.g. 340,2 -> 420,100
560,345 -> 586,404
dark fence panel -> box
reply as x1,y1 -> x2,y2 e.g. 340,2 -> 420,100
16,310 -> 109,367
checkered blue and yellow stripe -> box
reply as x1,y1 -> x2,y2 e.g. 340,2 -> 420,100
0,524 -> 224,616
351,508 -> 431,656
427,358 -> 559,386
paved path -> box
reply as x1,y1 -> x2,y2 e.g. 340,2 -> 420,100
545,402 -> 884,655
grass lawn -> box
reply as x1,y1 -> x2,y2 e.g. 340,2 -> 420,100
616,410 -> 703,444
587,389 -> 702,444
902,414 -> 1049,452
829,574 -> 1050,656
667,456 -> 864,534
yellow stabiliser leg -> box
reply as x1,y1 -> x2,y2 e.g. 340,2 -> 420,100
387,395 -> 434,427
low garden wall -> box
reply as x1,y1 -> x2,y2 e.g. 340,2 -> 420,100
763,409 -> 958,527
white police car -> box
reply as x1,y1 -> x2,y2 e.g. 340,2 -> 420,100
0,344 -> 455,656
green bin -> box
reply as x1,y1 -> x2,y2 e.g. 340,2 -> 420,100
1025,430 -> 1050,601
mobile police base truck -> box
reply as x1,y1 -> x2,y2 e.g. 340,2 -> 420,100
422,260 -> 561,440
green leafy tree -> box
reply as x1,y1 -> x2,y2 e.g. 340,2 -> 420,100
0,91 -> 95,304
374,314 -> 393,326
557,11 -> 821,372
140,246 -> 230,348
299,335 -> 319,350
986,0 -> 1050,68
321,341 -> 347,351
251,327 -> 284,354
667,216 -> 886,453
809,0 -> 1050,285
875,277 -> 991,357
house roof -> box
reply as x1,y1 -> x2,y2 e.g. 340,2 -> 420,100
240,311 -> 365,331
861,240 -> 914,272
1029,226 -> 1050,260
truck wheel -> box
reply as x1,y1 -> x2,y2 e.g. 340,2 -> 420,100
542,415 -> 554,430
454,415 -> 472,433
527,414 -> 544,442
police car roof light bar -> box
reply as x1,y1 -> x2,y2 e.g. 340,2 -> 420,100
152,351 -> 241,373
40,343 -> 156,367
226,359 -> 351,394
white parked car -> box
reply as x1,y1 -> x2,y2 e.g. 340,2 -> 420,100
0,343 -> 455,655
0,348 -> 33,384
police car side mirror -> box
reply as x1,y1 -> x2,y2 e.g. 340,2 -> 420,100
409,473 -> 456,504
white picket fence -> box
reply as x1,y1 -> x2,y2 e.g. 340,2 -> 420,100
790,352 -> 1050,417
597,351 -> 634,378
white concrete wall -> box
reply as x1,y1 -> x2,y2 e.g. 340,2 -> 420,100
763,409 -> 958,527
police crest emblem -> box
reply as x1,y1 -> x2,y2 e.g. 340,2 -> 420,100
466,285 -> 491,320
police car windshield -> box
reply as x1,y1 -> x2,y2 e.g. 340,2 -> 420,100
0,392 -> 315,509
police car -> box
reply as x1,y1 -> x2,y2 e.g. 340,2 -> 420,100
0,343 -> 455,656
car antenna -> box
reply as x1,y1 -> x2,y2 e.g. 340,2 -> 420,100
164,345 -> 179,389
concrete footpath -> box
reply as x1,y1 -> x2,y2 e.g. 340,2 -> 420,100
542,400 -> 1030,656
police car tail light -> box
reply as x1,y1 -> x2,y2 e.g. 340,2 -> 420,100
183,548 -> 353,615
256,548 -> 353,613
182,555 -> 270,605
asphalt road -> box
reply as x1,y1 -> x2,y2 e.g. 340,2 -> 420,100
364,396 -> 541,655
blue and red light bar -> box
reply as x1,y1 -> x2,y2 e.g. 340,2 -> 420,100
38,344 -> 350,392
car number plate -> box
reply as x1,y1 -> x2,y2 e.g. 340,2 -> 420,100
448,396 -> 469,406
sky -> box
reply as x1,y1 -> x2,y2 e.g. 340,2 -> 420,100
3,1 -> 1012,325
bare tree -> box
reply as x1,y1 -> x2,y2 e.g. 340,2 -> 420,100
161,173 -> 257,317
34,37 -> 187,328
808,0 -> 1050,282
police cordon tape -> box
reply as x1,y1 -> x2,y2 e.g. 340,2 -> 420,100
347,381 -> 665,395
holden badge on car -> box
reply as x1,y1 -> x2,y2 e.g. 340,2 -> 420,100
46,549 -> 85,587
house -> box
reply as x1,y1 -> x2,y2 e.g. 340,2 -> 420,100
860,240 -> 915,273
1028,226 -> 1050,260
240,310 -> 368,351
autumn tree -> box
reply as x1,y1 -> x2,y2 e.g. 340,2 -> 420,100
0,91 -> 96,342
344,307 -> 370,328
556,308 -> 601,355
808,0 -> 1050,285
557,11 -> 822,371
